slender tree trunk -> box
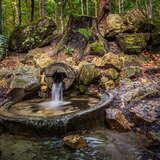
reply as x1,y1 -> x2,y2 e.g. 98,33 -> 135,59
147,0 -> 153,19
25,0 -> 30,23
94,0 -> 98,17
0,0 -> 2,34
119,0 -> 124,13
81,0 -> 84,15
41,0 -> 46,17
39,0 -> 42,17
30,0 -> 34,22
17,0 -> 22,25
86,0 -> 89,15
98,0 -> 110,24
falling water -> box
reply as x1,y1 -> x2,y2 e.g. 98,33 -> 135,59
52,82 -> 63,101
40,82 -> 70,108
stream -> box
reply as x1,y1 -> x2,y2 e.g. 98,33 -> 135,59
0,129 -> 156,160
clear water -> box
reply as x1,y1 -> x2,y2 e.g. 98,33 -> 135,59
0,129 -> 155,160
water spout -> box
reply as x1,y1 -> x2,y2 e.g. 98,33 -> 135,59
52,82 -> 63,101
39,82 -> 70,108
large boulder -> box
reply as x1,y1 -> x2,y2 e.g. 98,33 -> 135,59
25,48 -> 54,69
79,62 -> 100,85
116,33 -> 150,54
58,15 -> 95,58
105,9 -> 150,38
8,66 -> 40,102
92,52 -> 123,70
9,17 -> 56,53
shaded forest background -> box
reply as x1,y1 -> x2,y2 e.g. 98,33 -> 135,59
0,0 -> 160,36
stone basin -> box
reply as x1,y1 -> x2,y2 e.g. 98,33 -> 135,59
0,93 -> 113,136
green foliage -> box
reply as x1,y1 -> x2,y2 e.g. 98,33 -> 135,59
74,28 -> 92,40
64,46 -> 74,55
1,0 -> 160,36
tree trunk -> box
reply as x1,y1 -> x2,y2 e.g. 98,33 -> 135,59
30,0 -> 34,22
25,0 -> 30,23
17,0 -> 22,25
147,0 -> 153,19
0,0 -> 2,34
98,0 -> 110,24
41,0 -> 46,17
81,0 -> 84,15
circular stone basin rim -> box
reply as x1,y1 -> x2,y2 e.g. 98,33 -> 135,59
0,93 -> 113,136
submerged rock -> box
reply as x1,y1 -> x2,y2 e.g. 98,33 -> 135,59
9,17 -> 56,52
79,63 -> 100,85
105,108 -> 133,132
63,135 -> 87,149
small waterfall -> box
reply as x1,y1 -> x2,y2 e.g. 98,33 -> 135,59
40,82 -> 70,108
52,82 -> 63,102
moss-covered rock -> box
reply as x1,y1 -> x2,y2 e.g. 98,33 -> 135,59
58,15 -> 95,59
92,52 -> 123,70
26,48 -> 54,69
88,40 -> 105,56
9,17 -> 56,53
100,77 -> 115,90
116,33 -> 150,54
106,14 -> 127,37
104,68 -> 119,80
105,9 -> 151,38
123,66 -> 141,78
8,65 -> 40,101
79,63 -> 100,85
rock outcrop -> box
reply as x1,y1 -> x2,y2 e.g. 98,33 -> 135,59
8,66 -> 40,102
9,17 -> 56,52
79,62 -> 100,85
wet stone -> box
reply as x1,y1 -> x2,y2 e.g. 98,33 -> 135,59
105,108 -> 133,132
63,135 -> 87,149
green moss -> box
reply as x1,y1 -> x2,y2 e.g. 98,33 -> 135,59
89,40 -> 105,53
104,68 -> 119,80
64,47 -> 74,55
123,66 -> 141,78
74,28 -> 92,40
